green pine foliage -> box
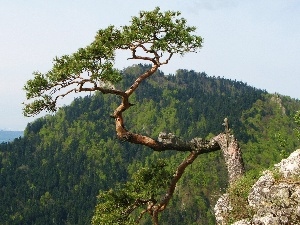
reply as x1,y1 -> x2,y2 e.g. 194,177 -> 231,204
92,159 -> 173,225
1,64 -> 300,224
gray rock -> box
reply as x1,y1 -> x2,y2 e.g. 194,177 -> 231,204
274,149 -> 300,178
215,149 -> 300,224
214,194 -> 232,225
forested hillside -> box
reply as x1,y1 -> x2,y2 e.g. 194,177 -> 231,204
1,64 -> 299,224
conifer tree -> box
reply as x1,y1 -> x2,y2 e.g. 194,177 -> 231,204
24,7 -> 244,224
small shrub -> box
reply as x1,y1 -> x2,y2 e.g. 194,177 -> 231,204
226,170 -> 260,223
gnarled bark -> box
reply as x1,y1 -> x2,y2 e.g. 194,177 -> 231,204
117,124 -> 245,185
119,125 -> 245,224
213,133 -> 245,184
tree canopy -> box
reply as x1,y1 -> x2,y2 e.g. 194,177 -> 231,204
23,7 -> 202,117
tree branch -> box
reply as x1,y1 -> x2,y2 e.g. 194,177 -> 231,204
116,131 -> 220,153
124,65 -> 159,96
156,150 -> 199,212
147,133 -> 244,224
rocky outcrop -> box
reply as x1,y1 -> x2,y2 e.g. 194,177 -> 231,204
215,149 -> 300,225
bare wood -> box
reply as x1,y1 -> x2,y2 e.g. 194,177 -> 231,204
214,131 -> 245,184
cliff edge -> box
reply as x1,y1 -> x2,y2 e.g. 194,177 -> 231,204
215,149 -> 300,225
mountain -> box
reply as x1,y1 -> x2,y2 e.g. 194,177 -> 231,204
0,64 -> 299,224
0,130 -> 23,143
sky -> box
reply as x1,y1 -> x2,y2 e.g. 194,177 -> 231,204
0,0 -> 299,131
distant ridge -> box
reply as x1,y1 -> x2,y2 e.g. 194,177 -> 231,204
0,130 -> 23,143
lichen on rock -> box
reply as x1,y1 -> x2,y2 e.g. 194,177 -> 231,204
215,149 -> 300,225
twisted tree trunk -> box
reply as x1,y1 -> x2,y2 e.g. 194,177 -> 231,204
118,118 -> 245,224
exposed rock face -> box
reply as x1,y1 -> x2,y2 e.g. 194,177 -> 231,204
215,149 -> 300,225
214,194 -> 232,224
275,149 -> 300,178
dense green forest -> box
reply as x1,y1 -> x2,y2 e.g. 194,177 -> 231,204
1,64 -> 299,224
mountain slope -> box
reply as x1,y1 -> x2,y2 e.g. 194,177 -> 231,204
0,64 -> 299,224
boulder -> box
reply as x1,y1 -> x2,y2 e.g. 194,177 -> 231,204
215,149 -> 300,224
